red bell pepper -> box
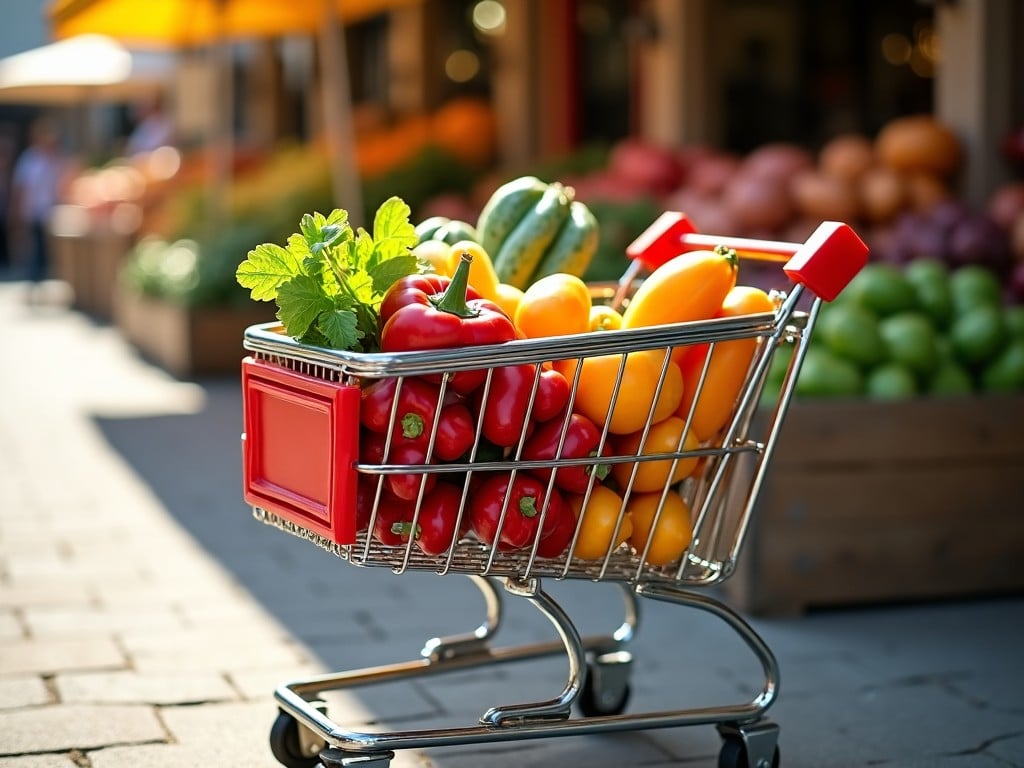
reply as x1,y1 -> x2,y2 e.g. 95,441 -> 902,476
361,377 -> 475,461
521,412 -> 611,494
360,429 -> 437,501
433,401 -> 476,461
534,367 -> 571,422
478,364 -> 571,448
469,472 -> 567,552
380,255 -> 516,394
361,376 -> 441,436
371,496 -> 417,547
379,273 -> 481,328
535,499 -> 576,559
388,481 -> 466,557
355,474 -> 386,534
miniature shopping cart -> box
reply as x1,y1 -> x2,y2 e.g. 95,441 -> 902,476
240,213 -> 867,768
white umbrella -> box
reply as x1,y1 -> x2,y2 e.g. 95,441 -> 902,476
0,33 -> 173,104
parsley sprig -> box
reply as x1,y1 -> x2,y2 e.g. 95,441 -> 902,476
236,196 -> 419,351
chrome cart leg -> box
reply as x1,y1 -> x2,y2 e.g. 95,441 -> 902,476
478,577 -> 586,727
420,575 -> 502,663
636,584 -> 781,768
578,583 -> 638,717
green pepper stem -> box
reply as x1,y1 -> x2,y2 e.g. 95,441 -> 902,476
519,494 -> 539,519
432,253 -> 480,318
586,452 -> 611,481
401,413 -> 425,440
390,521 -> 420,540
713,244 -> 739,270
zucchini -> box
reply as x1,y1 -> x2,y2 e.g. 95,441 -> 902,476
531,200 -> 600,282
476,175 -> 549,258
492,183 -> 573,289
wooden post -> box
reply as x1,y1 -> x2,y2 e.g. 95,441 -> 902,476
934,0 -> 1018,207
637,0 -> 714,147
318,4 -> 364,226
488,0 -> 538,169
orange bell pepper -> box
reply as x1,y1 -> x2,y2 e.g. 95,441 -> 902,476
515,273 -> 591,339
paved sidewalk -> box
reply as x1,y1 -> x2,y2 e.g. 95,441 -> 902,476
1,280 -> 1023,768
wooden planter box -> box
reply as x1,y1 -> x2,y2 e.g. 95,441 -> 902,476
724,396 -> 1024,615
49,213 -> 135,322
113,283 -> 272,379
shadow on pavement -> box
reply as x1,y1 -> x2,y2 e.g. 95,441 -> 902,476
90,378 -> 638,671
89,376 -> 767,767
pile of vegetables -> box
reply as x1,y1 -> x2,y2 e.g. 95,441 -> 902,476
770,259 -> 1024,401
235,189 -> 781,568
459,115 -> 1021,299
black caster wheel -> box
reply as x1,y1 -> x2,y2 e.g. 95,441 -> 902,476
577,651 -> 632,717
270,710 -> 322,768
718,737 -> 780,768
319,747 -> 395,767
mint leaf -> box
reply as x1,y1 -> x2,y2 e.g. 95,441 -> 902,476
349,229 -> 375,271
237,198 -> 418,352
344,269 -> 376,307
236,243 -> 303,300
325,209 -> 349,227
286,232 -> 312,260
299,213 -> 319,243
372,197 -> 418,262
276,274 -> 334,337
369,254 -> 419,296
318,308 -> 362,349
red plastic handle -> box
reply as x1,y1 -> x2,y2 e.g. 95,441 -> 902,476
625,212 -> 869,301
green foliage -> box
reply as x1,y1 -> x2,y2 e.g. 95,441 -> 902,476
362,144 -> 477,222
235,197 -> 419,351
581,197 -> 661,282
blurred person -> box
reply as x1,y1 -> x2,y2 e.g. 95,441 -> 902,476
125,92 -> 174,155
0,129 -> 15,273
9,117 -> 71,292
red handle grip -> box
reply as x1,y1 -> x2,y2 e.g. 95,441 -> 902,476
625,212 -> 869,301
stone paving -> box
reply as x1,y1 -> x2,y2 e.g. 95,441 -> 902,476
1,280 -> 1023,768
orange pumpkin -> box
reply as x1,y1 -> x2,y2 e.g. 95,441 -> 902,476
430,98 -> 497,169
875,115 -> 961,179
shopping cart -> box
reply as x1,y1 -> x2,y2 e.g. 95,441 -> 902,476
240,213 -> 868,768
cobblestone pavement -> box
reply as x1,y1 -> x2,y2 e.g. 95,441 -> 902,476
1,280 -> 1022,768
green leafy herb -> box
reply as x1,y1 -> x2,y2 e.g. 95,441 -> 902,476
236,197 -> 419,351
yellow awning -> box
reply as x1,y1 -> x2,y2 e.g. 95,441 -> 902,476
48,0 -> 418,47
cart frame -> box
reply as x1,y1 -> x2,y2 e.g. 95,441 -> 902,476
241,217 -> 868,768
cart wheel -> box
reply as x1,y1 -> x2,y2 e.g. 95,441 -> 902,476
578,652 -> 632,717
270,710 -> 322,768
718,737 -> 780,768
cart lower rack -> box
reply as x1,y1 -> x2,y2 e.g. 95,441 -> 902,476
240,215 -> 868,768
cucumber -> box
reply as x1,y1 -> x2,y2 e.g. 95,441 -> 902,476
414,216 -> 450,244
492,183 -> 573,289
415,216 -> 479,246
531,200 -> 600,282
476,175 -> 549,258
433,219 -> 479,245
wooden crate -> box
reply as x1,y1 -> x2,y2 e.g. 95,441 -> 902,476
724,396 -> 1024,615
114,283 -> 271,379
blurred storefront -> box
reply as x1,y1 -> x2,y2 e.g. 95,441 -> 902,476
37,0 -> 1024,376
45,0 -> 1023,202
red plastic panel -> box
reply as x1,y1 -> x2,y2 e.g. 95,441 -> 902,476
241,357 -> 360,544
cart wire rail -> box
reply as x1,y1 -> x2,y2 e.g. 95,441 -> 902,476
240,217 -> 867,768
